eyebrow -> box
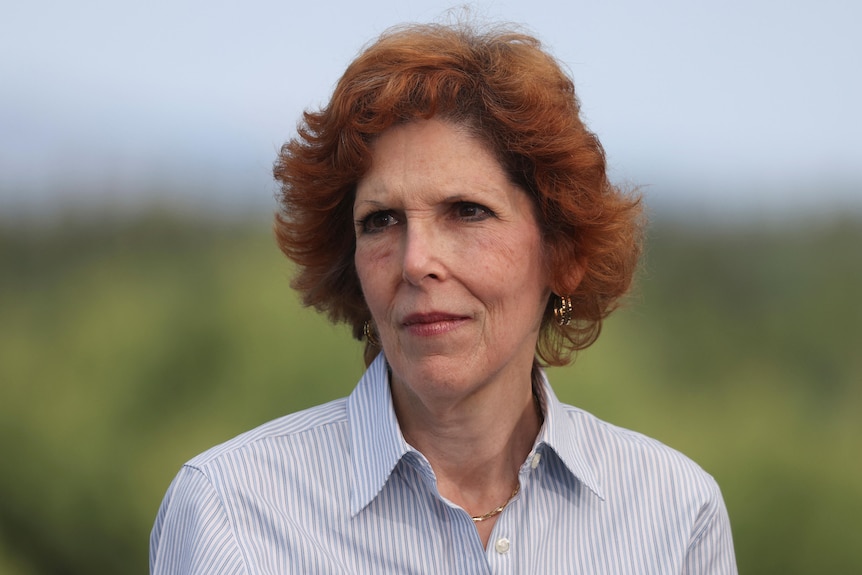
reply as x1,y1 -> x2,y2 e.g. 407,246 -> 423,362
354,199 -> 388,209
352,199 -> 388,220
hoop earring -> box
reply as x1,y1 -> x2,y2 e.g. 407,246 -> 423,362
553,295 -> 573,327
363,320 -> 380,347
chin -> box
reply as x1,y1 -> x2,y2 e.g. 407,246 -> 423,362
391,353 -> 477,387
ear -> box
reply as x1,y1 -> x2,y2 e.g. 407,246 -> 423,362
553,256 -> 587,296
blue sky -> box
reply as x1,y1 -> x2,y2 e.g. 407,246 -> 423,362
2,0 -> 860,219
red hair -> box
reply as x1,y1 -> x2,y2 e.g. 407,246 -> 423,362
274,22 -> 643,366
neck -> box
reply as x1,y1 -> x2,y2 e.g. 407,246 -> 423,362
390,367 -> 543,517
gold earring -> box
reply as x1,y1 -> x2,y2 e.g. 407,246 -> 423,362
363,320 -> 380,346
553,295 -> 573,326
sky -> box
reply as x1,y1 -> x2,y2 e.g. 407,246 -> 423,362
1,0 -> 860,221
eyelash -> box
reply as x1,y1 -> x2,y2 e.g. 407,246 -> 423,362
453,202 -> 494,221
356,202 -> 495,235
357,211 -> 399,234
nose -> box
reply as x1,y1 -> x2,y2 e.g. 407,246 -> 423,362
401,222 -> 444,285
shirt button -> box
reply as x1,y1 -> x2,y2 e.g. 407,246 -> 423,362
530,453 -> 542,469
494,537 -> 511,554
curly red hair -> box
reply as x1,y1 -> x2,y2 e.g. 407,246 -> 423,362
274,22 -> 643,367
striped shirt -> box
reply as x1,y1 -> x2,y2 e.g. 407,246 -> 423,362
150,354 -> 737,574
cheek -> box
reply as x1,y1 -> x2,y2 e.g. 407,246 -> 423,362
457,247 -> 543,328
471,228 -> 544,285
355,242 -> 395,305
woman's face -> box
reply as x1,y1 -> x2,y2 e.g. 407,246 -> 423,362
353,119 -> 550,406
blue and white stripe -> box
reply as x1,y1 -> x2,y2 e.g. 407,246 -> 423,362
150,354 -> 737,574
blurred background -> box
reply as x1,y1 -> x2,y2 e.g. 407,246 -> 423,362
1,1 -> 860,573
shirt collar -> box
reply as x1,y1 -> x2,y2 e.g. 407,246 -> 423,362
347,354 -> 605,516
347,353 -> 413,517
534,370 -> 606,501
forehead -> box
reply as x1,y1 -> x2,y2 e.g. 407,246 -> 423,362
357,119 -> 510,200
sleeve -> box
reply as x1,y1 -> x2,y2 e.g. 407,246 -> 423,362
150,465 -> 247,575
682,480 -> 738,575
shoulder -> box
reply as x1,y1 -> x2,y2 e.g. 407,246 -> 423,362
543,400 -> 737,571
184,397 -> 349,474
561,403 -> 722,500
151,398 -> 353,567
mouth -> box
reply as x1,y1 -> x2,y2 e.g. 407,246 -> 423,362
401,312 -> 470,336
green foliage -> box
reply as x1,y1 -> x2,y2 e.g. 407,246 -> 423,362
1,212 -> 860,573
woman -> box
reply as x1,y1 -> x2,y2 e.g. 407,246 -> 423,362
151,22 -> 737,573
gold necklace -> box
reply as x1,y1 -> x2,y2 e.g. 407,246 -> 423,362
470,483 -> 521,523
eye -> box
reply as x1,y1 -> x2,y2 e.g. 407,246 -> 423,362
359,210 -> 400,234
453,202 -> 493,221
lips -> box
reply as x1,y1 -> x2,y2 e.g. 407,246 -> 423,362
401,312 -> 469,336
402,312 -> 467,325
